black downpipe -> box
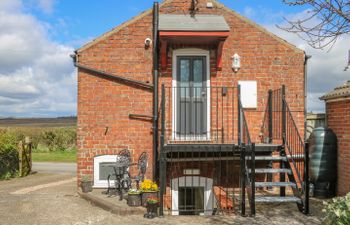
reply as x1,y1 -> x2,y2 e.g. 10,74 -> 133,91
304,54 -> 311,141
152,2 -> 159,180
304,141 -> 310,214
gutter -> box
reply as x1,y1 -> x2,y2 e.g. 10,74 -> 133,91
304,54 -> 311,141
152,2 -> 159,180
71,55 -> 153,91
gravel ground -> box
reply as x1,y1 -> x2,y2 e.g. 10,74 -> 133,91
0,173 -> 326,225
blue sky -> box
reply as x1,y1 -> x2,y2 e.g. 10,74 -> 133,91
0,0 -> 348,117
28,0 -> 308,48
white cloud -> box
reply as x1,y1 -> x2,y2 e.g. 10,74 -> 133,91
0,0 -> 22,12
0,0 -> 76,117
0,1 -> 348,117
36,0 -> 56,14
262,11 -> 350,113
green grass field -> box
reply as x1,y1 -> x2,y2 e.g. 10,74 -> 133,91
32,150 -> 76,163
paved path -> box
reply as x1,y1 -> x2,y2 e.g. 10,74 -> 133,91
0,171 -> 325,225
32,162 -> 76,175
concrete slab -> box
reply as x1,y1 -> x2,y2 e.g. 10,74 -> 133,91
0,173 -> 326,225
78,189 -> 145,216
32,162 -> 76,175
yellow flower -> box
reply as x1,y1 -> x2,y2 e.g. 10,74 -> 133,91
140,180 -> 158,192
151,183 -> 158,191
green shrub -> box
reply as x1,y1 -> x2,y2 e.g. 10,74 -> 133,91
0,131 -> 19,179
41,128 -> 76,151
323,193 -> 350,225
0,127 -> 77,153
0,126 -> 77,178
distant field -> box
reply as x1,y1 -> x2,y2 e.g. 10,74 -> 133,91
0,117 -> 77,127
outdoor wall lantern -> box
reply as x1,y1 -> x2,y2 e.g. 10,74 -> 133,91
232,53 -> 241,72
144,38 -> 152,48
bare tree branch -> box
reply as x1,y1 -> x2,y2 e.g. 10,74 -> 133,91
279,0 -> 350,50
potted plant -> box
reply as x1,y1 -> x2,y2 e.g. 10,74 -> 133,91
144,197 -> 159,219
140,179 -> 159,206
127,189 -> 142,207
80,175 -> 93,193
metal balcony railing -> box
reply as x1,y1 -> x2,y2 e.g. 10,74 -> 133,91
161,86 -> 238,144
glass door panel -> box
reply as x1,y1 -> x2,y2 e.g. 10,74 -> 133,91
176,56 -> 207,138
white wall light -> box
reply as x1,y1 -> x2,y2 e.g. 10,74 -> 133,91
232,53 -> 241,72
144,38 -> 152,48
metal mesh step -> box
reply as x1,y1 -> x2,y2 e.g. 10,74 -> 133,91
255,144 -> 282,152
255,182 -> 296,188
255,196 -> 302,203
248,168 -> 291,174
246,156 -> 287,161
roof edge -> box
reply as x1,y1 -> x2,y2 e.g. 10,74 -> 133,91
320,80 -> 350,101
77,0 -> 305,55
320,95 -> 350,102
77,8 -> 153,53
212,0 -> 305,55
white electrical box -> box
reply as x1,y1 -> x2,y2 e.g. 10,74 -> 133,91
206,2 -> 213,8
238,81 -> 257,108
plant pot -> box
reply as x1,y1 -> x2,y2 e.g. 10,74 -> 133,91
81,181 -> 93,193
144,202 -> 158,219
127,194 -> 141,207
141,191 -> 158,207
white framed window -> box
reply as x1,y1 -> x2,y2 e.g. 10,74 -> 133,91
171,176 -> 214,216
238,80 -> 257,108
93,155 -> 119,188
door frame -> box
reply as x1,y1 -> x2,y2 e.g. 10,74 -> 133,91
172,48 -> 211,141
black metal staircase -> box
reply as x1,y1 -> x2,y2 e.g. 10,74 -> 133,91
244,85 -> 309,216
158,84 -> 309,217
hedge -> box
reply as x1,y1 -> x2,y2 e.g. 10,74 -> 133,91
0,131 -> 19,179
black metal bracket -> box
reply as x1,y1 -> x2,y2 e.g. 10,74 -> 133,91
129,114 -> 154,120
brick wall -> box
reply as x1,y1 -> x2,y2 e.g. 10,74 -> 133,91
77,12 -> 154,183
326,99 -> 350,196
76,0 -> 305,185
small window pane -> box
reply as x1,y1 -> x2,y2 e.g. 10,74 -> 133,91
179,59 -> 190,97
99,162 -> 115,180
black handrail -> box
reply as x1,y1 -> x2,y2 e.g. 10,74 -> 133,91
284,99 -> 309,213
159,84 -> 166,217
284,101 -> 304,184
238,85 -> 255,216
261,85 -> 309,214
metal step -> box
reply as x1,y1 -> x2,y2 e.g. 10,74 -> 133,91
255,144 -> 282,152
246,156 -> 287,161
255,182 -> 296,188
248,168 -> 291,174
255,196 -> 302,204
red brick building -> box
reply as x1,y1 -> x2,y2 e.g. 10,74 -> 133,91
74,0 -> 308,216
321,81 -> 350,196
